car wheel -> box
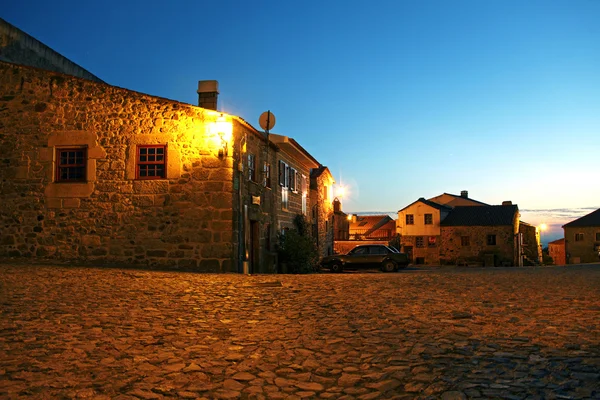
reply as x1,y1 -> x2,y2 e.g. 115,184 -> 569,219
330,262 -> 343,273
382,259 -> 396,272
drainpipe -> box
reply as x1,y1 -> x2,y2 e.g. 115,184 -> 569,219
238,134 -> 248,274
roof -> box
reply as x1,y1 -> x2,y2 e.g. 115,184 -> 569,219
398,198 -> 453,213
350,215 -> 392,231
562,208 -> 600,228
269,133 -> 320,169
428,192 -> 489,207
440,205 -> 519,227
1,18 -> 104,83
549,238 -> 565,245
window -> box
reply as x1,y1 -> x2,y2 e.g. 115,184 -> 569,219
487,234 -> 497,245
301,174 -> 307,215
137,145 -> 166,179
56,148 -> 87,182
428,236 -> 436,247
248,154 -> 256,182
596,232 -> 600,241
282,187 -> 289,210
424,214 -> 433,225
263,162 -> 271,188
575,233 -> 584,242
289,167 -> 296,192
324,184 -> 329,201
278,160 -> 289,187
416,236 -> 424,248
461,236 -> 470,246
406,214 -> 414,225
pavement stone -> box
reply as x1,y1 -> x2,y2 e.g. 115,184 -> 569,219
0,263 -> 599,399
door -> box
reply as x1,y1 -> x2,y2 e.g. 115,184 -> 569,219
249,220 -> 260,273
404,246 -> 413,263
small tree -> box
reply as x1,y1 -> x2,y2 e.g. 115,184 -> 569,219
277,214 -> 319,274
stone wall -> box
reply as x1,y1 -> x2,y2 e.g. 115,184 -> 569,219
400,235 -> 441,265
564,226 -> 600,264
241,129 -> 277,273
0,18 -> 103,82
0,61 -> 251,271
549,240 -> 566,266
311,172 -> 334,258
440,226 -> 516,266
519,223 -> 541,264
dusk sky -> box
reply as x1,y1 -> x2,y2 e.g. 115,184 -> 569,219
3,0 -> 599,241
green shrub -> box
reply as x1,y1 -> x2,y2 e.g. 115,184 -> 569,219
277,215 -> 318,274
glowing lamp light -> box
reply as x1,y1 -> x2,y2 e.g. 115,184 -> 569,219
347,214 -> 353,221
210,113 -> 233,158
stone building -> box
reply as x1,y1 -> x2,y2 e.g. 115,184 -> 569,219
563,208 -> 600,264
332,198 -> 349,241
397,198 -> 452,264
519,221 -> 542,265
439,205 -> 520,267
0,60 -> 336,272
310,166 -> 335,258
397,191 -> 538,266
548,238 -> 566,265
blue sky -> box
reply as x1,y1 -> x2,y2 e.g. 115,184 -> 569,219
3,0 -> 599,238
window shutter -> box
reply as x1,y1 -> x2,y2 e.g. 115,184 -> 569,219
279,161 -> 285,186
285,165 -> 290,188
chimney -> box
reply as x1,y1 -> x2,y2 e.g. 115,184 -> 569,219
333,198 -> 341,213
502,201 -> 512,206
197,80 -> 219,110
460,190 -> 468,198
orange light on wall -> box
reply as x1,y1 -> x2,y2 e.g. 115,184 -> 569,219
210,113 -> 233,157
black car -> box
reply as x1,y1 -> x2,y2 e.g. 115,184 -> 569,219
321,244 -> 410,273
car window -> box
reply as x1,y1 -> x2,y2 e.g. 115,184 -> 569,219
370,246 -> 387,255
349,246 -> 367,255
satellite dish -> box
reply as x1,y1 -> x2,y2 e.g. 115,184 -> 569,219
259,111 -> 276,131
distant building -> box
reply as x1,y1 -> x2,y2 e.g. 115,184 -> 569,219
397,191 -> 539,266
310,166 -> 336,258
440,204 -> 520,267
350,215 -> 395,241
332,198 -> 349,241
563,208 -> 600,264
548,238 -> 566,265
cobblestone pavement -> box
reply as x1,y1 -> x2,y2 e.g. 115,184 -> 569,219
1,264 -> 599,400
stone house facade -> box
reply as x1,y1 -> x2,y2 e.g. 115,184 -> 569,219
0,61 -> 335,273
0,61 -> 268,272
439,205 -> 520,266
397,198 -> 452,264
397,192 -> 534,266
563,208 -> 600,264
548,238 -> 566,265
310,167 -> 335,258
519,221 -> 542,265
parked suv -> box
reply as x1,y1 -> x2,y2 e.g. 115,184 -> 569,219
321,244 -> 409,273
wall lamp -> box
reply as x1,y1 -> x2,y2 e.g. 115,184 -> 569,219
211,113 -> 233,158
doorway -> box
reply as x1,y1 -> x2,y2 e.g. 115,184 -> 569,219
249,220 -> 260,273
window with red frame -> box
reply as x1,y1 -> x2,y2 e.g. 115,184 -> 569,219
56,148 -> 87,182
137,145 -> 166,179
